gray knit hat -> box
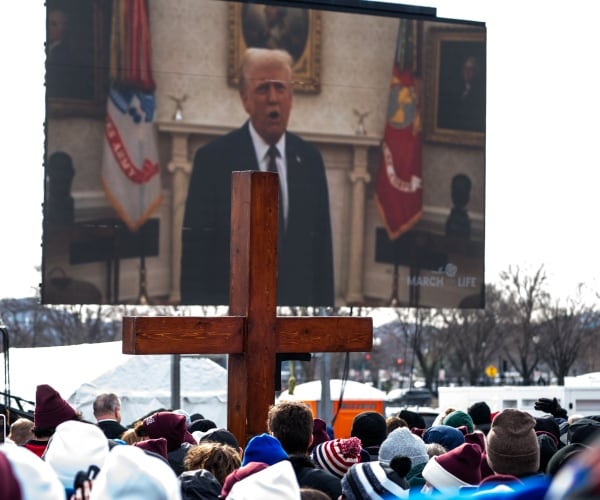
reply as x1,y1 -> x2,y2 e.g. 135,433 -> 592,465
379,427 -> 428,467
486,409 -> 540,477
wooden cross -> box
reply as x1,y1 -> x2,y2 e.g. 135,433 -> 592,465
122,171 -> 372,446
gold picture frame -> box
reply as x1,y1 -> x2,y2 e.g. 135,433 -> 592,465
425,28 -> 486,147
228,3 -> 322,94
46,0 -> 110,118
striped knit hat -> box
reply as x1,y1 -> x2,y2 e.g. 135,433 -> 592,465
311,437 -> 362,478
341,458 -> 411,500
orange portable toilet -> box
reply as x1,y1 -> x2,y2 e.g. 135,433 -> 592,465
278,379 -> 386,438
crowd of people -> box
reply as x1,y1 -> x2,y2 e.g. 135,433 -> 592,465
1,384 -> 599,499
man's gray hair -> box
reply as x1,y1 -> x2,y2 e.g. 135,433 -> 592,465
93,392 -> 121,416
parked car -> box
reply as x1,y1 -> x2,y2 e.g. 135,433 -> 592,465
385,388 -> 433,408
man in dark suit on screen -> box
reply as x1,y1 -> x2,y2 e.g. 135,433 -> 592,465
181,48 -> 334,307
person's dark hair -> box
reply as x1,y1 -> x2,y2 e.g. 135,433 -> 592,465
397,410 -> 426,430
267,401 -> 313,455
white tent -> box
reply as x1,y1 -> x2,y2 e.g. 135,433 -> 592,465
6,342 -> 227,427
279,379 -> 386,401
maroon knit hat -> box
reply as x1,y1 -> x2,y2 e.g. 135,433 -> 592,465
143,412 -> 196,452
0,453 -> 23,500
309,418 -> 331,452
220,461 -> 269,498
135,437 -> 169,460
34,384 -> 78,430
422,443 -> 482,493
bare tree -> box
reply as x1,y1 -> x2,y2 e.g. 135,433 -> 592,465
441,284 -> 504,385
498,265 -> 550,385
538,288 -> 599,384
0,299 -> 122,348
392,308 -> 447,391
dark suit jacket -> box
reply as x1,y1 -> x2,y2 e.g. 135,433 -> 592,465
181,122 -> 334,306
97,419 -> 127,440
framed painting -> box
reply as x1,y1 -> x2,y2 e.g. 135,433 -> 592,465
228,3 -> 322,93
46,0 -> 111,118
425,28 -> 486,147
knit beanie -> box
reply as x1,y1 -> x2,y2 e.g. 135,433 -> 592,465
537,432 -> 558,472
34,384 -> 78,430
534,416 -> 561,445
0,443 -> 65,500
546,442 -> 588,476
442,410 -> 474,434
199,428 -> 239,450
0,451 -> 22,500
189,419 -> 217,434
220,462 -> 269,498
179,469 -> 221,500
226,460 -> 300,500
311,437 -> 362,478
341,457 -> 411,500
89,445 -> 180,500
350,412 -> 387,448
423,425 -> 465,451
309,418 -> 331,452
241,433 -> 288,466
43,420 -> 109,491
486,409 -> 540,477
422,442 -> 482,494
134,437 -> 169,461
468,402 -> 491,425
143,411 -> 196,452
379,427 -> 428,467
568,418 -> 600,444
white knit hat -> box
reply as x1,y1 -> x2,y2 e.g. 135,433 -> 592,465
379,427 -> 429,467
0,443 -> 64,500
90,445 -> 181,500
43,420 -> 109,490
227,460 -> 301,500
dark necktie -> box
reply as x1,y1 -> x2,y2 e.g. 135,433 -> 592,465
266,145 -> 279,174
266,145 -> 285,238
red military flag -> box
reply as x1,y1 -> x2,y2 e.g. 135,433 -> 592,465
101,0 -> 161,231
376,20 -> 423,240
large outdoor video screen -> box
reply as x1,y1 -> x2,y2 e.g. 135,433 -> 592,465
43,0 -> 486,309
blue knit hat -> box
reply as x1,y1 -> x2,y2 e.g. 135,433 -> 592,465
423,425 -> 466,451
241,433 -> 288,466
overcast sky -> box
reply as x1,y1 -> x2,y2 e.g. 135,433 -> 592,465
1,1 -> 598,304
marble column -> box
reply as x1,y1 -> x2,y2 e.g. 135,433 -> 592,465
165,132 -> 192,303
345,145 -> 371,304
